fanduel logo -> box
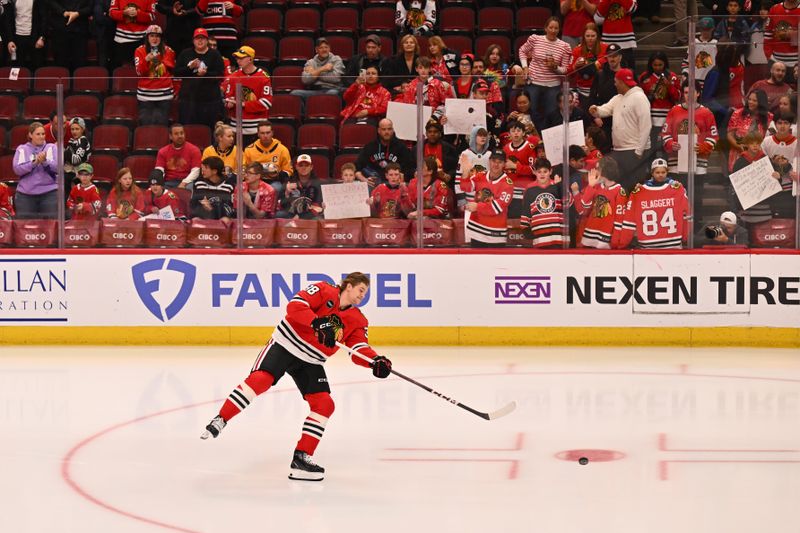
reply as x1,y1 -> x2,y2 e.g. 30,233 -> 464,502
132,258 -> 197,321
494,276 -> 551,304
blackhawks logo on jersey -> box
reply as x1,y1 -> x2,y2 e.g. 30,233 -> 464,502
607,2 -> 626,21
677,119 -> 700,136
382,199 -> 398,217
694,51 -> 714,69
775,20 -> 792,41
328,314 -> 345,342
406,8 -> 426,29
475,187 -> 494,203
535,192 -> 557,213
592,194 -> 611,218
117,200 -> 134,219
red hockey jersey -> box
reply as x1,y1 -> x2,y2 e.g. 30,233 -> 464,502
401,77 -> 452,118
67,183 -> 102,220
638,71 -> 681,128
270,281 -> 378,366
109,0 -> 155,44
371,183 -> 409,218
0,182 -> 14,219
143,187 -> 187,220
764,2 -> 800,65
660,103 -> 719,175
223,68 -> 273,135
596,0 -> 637,48
402,177 -> 450,218
619,180 -> 689,249
341,82 -> 391,123
134,45 -> 176,102
503,140 -> 536,193
520,182 -> 574,248
106,188 -> 146,220
574,182 -> 626,249
460,171 -> 514,244
196,0 -> 243,42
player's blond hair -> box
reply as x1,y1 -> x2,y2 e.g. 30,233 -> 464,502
340,272 -> 370,291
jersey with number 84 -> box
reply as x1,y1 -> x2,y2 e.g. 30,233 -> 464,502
618,180 -> 689,249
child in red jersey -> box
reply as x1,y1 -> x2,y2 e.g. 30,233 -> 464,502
143,169 -> 187,220
520,157 -> 575,248
368,163 -> 408,218
106,167 -> 145,220
67,163 -> 102,220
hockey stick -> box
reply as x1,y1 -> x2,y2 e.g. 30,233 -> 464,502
335,342 -> 516,421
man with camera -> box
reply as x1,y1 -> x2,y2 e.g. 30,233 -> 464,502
696,211 -> 749,246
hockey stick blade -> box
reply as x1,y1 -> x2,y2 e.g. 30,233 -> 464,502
336,342 -> 517,421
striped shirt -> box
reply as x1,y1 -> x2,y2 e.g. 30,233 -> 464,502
518,34 -> 572,87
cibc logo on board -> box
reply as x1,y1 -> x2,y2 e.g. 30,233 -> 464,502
494,275 -> 551,304
132,258 -> 197,321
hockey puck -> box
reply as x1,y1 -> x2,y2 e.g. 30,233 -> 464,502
578,457 -> 589,465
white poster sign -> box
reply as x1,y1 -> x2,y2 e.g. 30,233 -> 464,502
677,134 -> 689,173
728,156 -> 782,210
321,182 -> 371,219
386,101 -> 432,141
541,121 -> 585,167
159,205 -> 175,220
443,98 -> 486,135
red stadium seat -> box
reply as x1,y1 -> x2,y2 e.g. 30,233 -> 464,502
0,126 -> 7,155
0,95 -> 19,127
123,155 -> 157,184
231,219 -> 277,247
64,220 -> 101,247
10,124 -> 29,149
187,219 -> 231,248
13,219 -> 58,247
272,65 -> 305,93
275,218 -> 318,247
288,0 -> 325,8
64,94 -> 101,125
145,219 -> 187,247
328,0 -> 363,8
0,154 -> 16,183
100,218 -> 144,247
22,95 -> 56,122
305,94 -> 342,124
33,67 -> 70,94
132,125 -> 169,155
477,7 -> 514,35
319,219 -> 362,246
362,218 -> 410,246
358,35 -> 394,56
102,95 -> 138,126
297,123 -> 336,154
88,154 -> 120,184
517,7 -> 551,35
475,35 -> 511,62
443,35 -> 473,56
333,153 -> 358,178
278,36 -> 315,65
252,0 -> 287,8
323,7 -> 359,35
307,153 -> 330,179
0,67 -> 32,96
0,219 -> 13,245
271,122 -> 296,151
270,93 -> 303,124
324,35 -> 355,62
241,36 -> 277,67
72,66 -> 111,96
284,8 -> 320,35
183,124 -> 212,150
339,123 -> 376,152
362,7 -> 395,34
246,8 -> 282,36
111,65 -> 139,94
92,124 -> 131,157
439,7 -> 475,35
410,218 -> 455,246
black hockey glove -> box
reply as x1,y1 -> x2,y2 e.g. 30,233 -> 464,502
311,315 -> 340,348
371,356 -> 392,379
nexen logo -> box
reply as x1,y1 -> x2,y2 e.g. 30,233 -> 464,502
132,258 -> 197,321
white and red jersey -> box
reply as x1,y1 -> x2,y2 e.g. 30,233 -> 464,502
660,103 -> 719,174
574,182 -> 627,249
109,0 -> 155,44
0,183 -> 13,219
223,68 -> 273,135
341,82 -> 391,123
620,180 -> 689,249
401,177 -> 449,218
67,183 -> 102,220
638,71 -> 681,128
595,0 -> 637,49
460,171 -> 514,244
134,45 -> 176,102
196,0 -> 243,43
502,140 -> 537,201
268,281 -> 377,367
371,183 -> 408,218
401,77 -> 452,118
568,43 -> 608,97
143,187 -> 187,220
764,2 -> 800,66
520,181 -> 574,248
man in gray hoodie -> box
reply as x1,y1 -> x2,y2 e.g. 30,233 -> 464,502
292,37 -> 345,107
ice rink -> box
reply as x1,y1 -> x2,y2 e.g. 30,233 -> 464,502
2,345 -> 800,533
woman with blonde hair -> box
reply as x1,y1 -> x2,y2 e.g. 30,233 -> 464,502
427,35 -> 458,83
202,121 -> 239,175
381,34 -> 420,97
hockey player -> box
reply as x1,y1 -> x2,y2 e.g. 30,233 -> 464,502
619,158 -> 689,249
572,157 -> 627,249
460,150 -> 514,247
202,272 -> 392,481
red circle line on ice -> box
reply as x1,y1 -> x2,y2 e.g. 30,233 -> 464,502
61,368 -> 800,533
555,449 -> 626,462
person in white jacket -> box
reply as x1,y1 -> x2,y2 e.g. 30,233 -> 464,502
588,68 -> 652,191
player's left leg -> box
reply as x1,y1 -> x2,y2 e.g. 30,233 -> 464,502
287,363 -> 334,481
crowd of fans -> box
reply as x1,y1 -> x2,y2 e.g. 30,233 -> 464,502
0,0 -> 798,249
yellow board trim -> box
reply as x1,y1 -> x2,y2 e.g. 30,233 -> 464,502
1,327 -> 799,347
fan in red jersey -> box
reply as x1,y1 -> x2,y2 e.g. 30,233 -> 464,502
572,157 -> 627,249
460,151 -> 514,247
619,158 -> 689,249
201,273 -> 392,482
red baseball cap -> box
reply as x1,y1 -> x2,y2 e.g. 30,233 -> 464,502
614,68 -> 636,88
193,28 -> 209,39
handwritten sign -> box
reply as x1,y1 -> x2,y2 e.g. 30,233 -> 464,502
386,101 -> 432,141
443,98 -> 486,135
321,181 -> 371,219
541,121 -> 585,167
729,156 -> 782,210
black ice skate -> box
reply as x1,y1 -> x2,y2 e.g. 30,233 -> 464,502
288,450 -> 325,481
200,416 -> 226,440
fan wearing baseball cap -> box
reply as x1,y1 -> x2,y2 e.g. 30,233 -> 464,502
695,210 -> 749,246
67,163 -> 102,221
174,24 -> 226,130
588,67 -> 652,191
223,45 -> 273,146
195,0 -> 244,59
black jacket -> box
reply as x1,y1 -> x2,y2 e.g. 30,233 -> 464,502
380,53 -> 419,97
47,0 -> 91,34
174,47 -> 225,102
356,136 -> 416,181
343,53 -> 385,86
4,0 -> 48,40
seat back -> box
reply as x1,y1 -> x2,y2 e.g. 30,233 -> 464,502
275,218 -> 319,246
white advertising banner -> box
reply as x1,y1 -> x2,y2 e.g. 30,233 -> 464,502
0,253 -> 799,328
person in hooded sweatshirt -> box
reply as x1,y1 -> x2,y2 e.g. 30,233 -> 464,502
454,125 -> 496,213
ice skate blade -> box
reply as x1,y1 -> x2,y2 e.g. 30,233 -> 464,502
200,430 -> 212,440
289,469 -> 324,481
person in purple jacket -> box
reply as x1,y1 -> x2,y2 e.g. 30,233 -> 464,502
13,122 -> 59,219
